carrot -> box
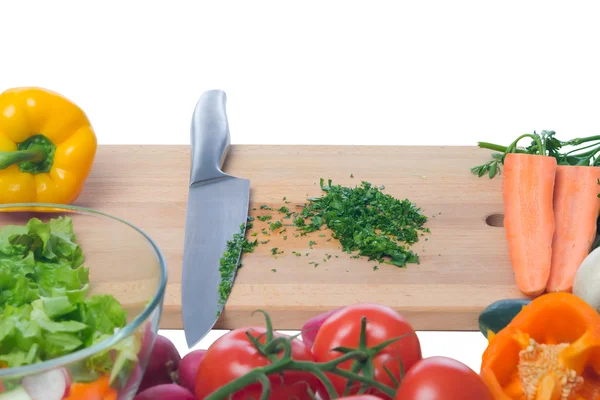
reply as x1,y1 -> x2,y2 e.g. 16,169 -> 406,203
503,152 -> 557,297
546,165 -> 600,293
64,375 -> 117,400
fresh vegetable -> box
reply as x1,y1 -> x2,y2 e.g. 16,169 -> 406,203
295,179 -> 429,267
136,335 -> 180,393
573,246 -> 600,314
194,318 -> 322,400
216,222 -> 258,317
63,375 -> 117,400
546,165 -> 600,292
0,216 -> 131,371
472,130 -> 600,179
478,298 -> 531,338
301,307 -> 344,349
134,384 -> 195,400
21,369 -> 69,400
176,349 -> 206,393
502,151 -> 557,297
311,303 -> 422,399
0,87 -> 97,204
480,292 -> 600,399
394,356 -> 492,400
192,309 -> 413,399
0,387 -> 32,400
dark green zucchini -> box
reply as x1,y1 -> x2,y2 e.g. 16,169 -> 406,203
478,298 -> 531,338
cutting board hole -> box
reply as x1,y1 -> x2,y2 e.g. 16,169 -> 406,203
485,213 -> 504,227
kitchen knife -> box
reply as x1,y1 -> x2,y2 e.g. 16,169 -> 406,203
181,90 -> 250,348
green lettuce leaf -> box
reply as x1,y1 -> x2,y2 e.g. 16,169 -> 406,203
0,216 -> 130,370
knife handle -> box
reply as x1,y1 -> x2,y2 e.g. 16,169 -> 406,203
189,90 -> 231,184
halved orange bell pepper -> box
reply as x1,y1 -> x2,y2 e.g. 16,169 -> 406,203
0,87 -> 97,204
480,292 -> 600,399
64,375 -> 117,400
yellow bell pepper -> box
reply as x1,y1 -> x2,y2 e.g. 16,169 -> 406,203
0,87 -> 97,204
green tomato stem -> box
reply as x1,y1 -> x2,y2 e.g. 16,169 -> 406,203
204,361 -> 290,400
257,374 -> 271,400
331,367 -> 397,397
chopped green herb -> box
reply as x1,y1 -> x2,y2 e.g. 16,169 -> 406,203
271,268 -> 277,272
305,253 -> 309,256
309,241 -> 316,248
350,173 -> 354,178
373,265 -> 379,271
295,179 -> 429,267
247,222 -> 253,229
260,240 -> 270,244
309,261 -> 319,268
278,206 -> 289,214
283,196 -> 287,201
319,234 -> 326,237
292,251 -> 301,257
281,228 -> 287,234
283,236 -> 287,240
251,232 -> 258,237
270,221 -> 283,231
271,247 -> 284,256
217,224 -> 258,316
257,215 -> 272,222
260,205 -> 273,210
252,207 -> 257,210
247,216 -> 255,221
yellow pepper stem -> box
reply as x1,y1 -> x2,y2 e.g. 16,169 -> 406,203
0,148 -> 44,169
0,134 -> 56,174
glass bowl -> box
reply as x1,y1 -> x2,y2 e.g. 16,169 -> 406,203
0,203 -> 167,400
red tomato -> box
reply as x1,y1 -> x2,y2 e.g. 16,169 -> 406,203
194,326 -> 321,399
312,304 -> 422,399
394,356 -> 493,400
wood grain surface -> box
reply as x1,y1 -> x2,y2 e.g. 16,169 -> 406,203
72,145 -> 525,332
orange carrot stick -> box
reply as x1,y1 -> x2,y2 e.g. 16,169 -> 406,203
546,165 -> 600,293
503,153 -> 557,297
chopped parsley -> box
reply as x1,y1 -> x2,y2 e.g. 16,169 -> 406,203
271,247 -> 284,256
260,205 -> 273,210
218,223 -> 258,314
295,179 -> 429,267
257,215 -> 272,222
269,221 -> 283,231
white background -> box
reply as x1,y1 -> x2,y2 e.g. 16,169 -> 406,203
2,0 -> 600,374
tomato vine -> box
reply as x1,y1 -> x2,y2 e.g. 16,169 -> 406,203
202,310 -> 412,400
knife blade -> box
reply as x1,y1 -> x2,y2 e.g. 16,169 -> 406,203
181,90 -> 250,348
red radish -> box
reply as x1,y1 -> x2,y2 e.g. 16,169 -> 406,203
21,369 -> 69,400
137,335 -> 181,393
134,384 -> 195,400
301,307 -> 344,349
177,349 -> 206,393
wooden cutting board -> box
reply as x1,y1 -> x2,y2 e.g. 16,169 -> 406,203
73,145 -> 524,332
